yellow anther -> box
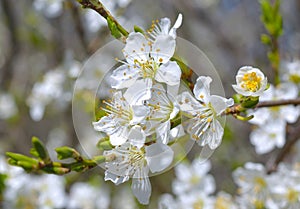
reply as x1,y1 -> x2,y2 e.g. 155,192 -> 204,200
241,72 -> 262,92
159,58 -> 163,63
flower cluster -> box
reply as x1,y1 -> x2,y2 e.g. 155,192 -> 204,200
233,162 -> 300,209
233,66 -> 300,154
93,14 -> 233,204
158,158 -> 238,209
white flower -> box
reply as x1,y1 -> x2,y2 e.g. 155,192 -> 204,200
93,91 -> 149,147
103,141 -> 174,205
268,164 -> 300,209
111,15 -> 182,89
147,13 -> 183,40
158,194 -> 178,209
177,191 -> 215,209
68,182 -> 110,209
177,76 -> 234,150
213,192 -> 238,209
249,83 -> 300,125
250,119 -> 286,154
232,66 -> 268,97
0,93 -> 18,120
124,82 -> 180,144
172,158 -> 215,195
27,69 -> 66,121
282,60 -> 300,85
3,171 -> 67,209
233,163 -> 269,199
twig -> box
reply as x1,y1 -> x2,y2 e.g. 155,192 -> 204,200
267,124 -> 300,174
225,98 -> 300,115
76,0 -> 129,37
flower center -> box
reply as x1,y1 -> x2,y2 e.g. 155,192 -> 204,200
193,198 -> 204,209
253,177 -> 266,193
241,72 -> 262,92
134,58 -> 159,79
289,74 -> 300,84
128,146 -> 146,168
102,99 -> 133,125
286,188 -> 299,203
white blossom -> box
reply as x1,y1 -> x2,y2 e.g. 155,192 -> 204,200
0,93 -> 17,120
282,60 -> 300,86
172,158 -> 215,195
250,119 -> 286,154
103,141 -> 173,205
232,66 -> 268,97
110,15 -> 183,90
177,76 -> 233,149
93,91 -> 149,147
68,182 -> 110,209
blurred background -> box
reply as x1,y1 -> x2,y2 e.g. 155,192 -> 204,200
0,0 -> 300,208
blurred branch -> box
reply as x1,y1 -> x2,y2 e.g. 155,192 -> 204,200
225,98 -> 300,115
76,0 -> 129,38
267,124 -> 300,174
67,0 -> 89,55
0,0 -> 20,90
6,137 -> 112,175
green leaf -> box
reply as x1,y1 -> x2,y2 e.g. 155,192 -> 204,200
107,16 -> 122,39
261,34 -> 271,45
0,173 -> 7,200
42,166 -> 70,175
134,25 -> 144,34
6,152 -> 38,164
55,146 -> 81,161
241,96 -> 259,108
32,136 -> 50,163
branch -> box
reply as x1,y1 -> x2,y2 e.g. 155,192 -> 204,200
267,124 -> 300,174
225,98 -> 300,115
77,0 -> 129,37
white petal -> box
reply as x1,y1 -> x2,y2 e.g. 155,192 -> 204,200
248,108 -> 271,125
151,36 -> 175,64
206,119 -> 224,150
93,116 -> 116,134
192,158 -> 211,176
110,65 -> 139,89
157,17 -> 171,35
128,125 -> 146,149
169,13 -> 183,39
193,76 -> 212,103
123,32 -> 150,64
210,95 -> 233,115
104,170 -> 129,185
155,61 -> 181,86
131,169 -> 151,205
232,85 -> 252,96
275,82 -> 298,100
124,78 -> 152,105
280,105 -> 300,123
145,142 -> 174,173
109,127 -> 129,146
250,128 -> 275,154
156,121 -> 171,144
177,91 -> 202,114
131,105 -> 150,125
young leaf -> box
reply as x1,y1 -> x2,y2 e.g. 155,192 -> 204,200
107,16 -> 122,39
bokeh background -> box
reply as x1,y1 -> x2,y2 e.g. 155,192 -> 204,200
1,0 -> 300,208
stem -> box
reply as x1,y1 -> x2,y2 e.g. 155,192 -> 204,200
77,0 -> 129,37
225,98 -> 300,115
267,124 -> 300,174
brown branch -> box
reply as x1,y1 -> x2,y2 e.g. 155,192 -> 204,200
76,0 -> 129,37
267,124 -> 300,174
225,98 -> 300,115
